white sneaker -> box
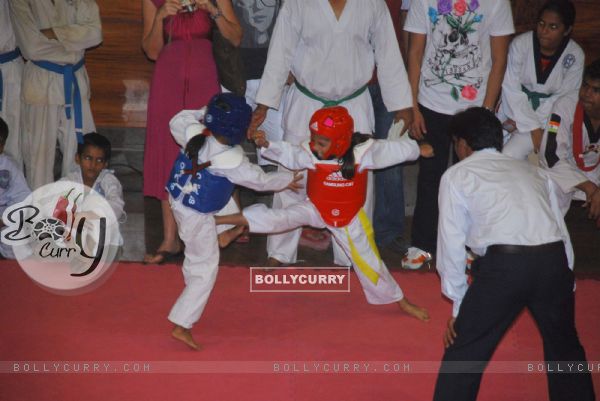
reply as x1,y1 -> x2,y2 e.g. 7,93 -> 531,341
402,247 -> 432,270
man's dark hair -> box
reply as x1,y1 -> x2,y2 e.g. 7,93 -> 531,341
584,58 -> 600,82
0,117 -> 7,145
448,108 -> 503,152
77,132 -> 112,161
538,0 -> 576,29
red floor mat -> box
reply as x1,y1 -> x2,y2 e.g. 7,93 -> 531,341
0,261 -> 598,401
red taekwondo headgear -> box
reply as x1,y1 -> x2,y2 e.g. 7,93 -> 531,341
309,106 -> 354,159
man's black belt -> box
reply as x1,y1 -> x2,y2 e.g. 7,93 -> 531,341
487,241 -> 563,255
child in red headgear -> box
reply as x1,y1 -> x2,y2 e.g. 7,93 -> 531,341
216,106 -> 433,321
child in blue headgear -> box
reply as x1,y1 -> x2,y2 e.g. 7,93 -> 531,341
165,93 -> 301,350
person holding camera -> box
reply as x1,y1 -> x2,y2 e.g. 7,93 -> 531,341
141,0 -> 241,264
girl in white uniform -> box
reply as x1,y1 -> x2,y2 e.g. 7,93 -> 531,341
165,94 -> 297,349
217,106 -> 432,321
500,0 -> 584,160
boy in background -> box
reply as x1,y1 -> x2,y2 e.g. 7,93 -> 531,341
0,117 -> 31,258
62,132 -> 125,221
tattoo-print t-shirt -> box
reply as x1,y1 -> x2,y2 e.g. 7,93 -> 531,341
405,0 -> 514,114
232,0 -> 281,80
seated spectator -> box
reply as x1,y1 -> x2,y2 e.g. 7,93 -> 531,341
501,0 -> 584,159
0,117 -> 31,259
539,59 -> 600,265
61,132 -> 125,221
540,59 -> 600,218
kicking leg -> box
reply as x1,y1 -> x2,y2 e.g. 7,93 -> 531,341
214,213 -> 248,227
218,225 -> 246,248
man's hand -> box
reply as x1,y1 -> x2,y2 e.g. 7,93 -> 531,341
443,317 -> 457,348
394,108 -> 413,136
410,107 -> 427,140
252,130 -> 269,148
247,104 -> 268,139
576,181 -> 600,220
286,172 -> 304,193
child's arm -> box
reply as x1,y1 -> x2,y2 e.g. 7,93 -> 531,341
419,142 -> 434,158
99,174 -> 125,221
169,108 -> 207,148
253,131 -> 314,170
358,134 -> 423,171
216,159 -> 303,193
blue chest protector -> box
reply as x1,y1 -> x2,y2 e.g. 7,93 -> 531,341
166,151 -> 234,213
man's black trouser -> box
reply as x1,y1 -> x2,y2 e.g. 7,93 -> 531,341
433,241 -> 595,401
411,104 -> 452,253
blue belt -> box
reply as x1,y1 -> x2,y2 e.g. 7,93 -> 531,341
33,58 -> 85,143
0,48 -> 22,112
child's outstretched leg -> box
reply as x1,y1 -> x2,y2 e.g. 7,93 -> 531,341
217,225 -> 245,248
172,324 -> 200,350
330,211 -> 430,322
215,197 -> 247,248
214,213 -> 249,227
398,298 -> 430,322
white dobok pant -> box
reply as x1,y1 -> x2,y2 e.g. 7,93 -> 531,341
245,202 -> 402,304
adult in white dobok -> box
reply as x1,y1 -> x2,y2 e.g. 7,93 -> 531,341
500,0 -> 584,160
9,0 -> 102,189
0,1 -> 24,169
248,0 -> 413,267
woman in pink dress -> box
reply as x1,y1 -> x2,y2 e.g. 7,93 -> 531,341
142,0 -> 241,264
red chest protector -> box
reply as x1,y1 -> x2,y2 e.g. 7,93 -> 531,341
307,163 -> 368,227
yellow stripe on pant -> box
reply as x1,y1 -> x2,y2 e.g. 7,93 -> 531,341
345,209 -> 381,285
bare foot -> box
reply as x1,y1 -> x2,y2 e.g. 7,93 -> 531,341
218,225 -> 245,248
398,298 -> 430,322
144,241 -> 183,264
171,325 -> 200,350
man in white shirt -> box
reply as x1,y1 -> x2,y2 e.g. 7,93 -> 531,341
404,0 -> 514,266
249,0 -> 413,267
434,107 -> 594,401
9,0 -> 102,190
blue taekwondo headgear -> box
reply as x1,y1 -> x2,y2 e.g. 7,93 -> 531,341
203,93 -> 252,146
